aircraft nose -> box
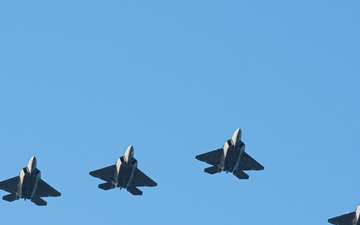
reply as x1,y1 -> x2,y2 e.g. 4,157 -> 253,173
125,145 -> 134,155
231,128 -> 242,145
27,156 -> 37,173
124,145 -> 134,163
236,128 -> 242,137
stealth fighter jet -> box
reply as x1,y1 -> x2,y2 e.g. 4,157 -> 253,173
89,145 -> 157,195
196,128 -> 264,179
328,205 -> 360,225
0,156 -> 61,206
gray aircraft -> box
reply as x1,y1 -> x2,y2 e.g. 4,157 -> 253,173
89,145 -> 157,195
328,205 -> 360,225
0,156 -> 61,206
196,128 -> 264,179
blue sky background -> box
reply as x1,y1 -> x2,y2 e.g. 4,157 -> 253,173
1,1 -> 360,224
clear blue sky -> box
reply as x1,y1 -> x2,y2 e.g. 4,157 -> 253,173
1,1 -> 360,225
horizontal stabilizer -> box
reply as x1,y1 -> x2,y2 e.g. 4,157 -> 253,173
3,193 -> 18,202
204,166 -> 221,174
31,197 -> 47,206
127,187 -> 143,195
98,182 -> 114,191
233,170 -> 249,179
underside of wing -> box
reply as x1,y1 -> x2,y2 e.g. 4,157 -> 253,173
37,179 -> 61,197
89,165 -> 116,182
195,148 -> 223,166
328,212 -> 355,225
0,176 -> 19,194
131,168 -> 157,187
240,152 -> 264,171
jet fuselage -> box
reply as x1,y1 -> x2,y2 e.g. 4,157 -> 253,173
219,128 -> 245,173
114,146 -> 138,189
18,156 -> 41,200
220,140 -> 245,172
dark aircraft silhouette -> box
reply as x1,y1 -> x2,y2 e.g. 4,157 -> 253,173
196,128 -> 264,179
0,156 -> 61,206
89,145 -> 157,195
328,205 -> 360,225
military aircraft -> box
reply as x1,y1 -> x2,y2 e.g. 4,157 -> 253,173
89,145 -> 157,195
0,156 -> 61,206
328,205 -> 360,225
195,128 -> 264,179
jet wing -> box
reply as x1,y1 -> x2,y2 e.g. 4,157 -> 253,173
89,165 -> 116,182
240,152 -> 264,170
37,179 -> 61,197
0,176 -> 19,193
131,168 -> 157,187
195,148 -> 223,166
328,211 -> 355,225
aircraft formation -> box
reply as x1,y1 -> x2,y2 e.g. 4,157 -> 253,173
0,128 -> 262,205
0,128 -> 353,224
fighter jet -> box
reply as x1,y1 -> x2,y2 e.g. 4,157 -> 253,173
0,156 -> 61,206
328,205 -> 360,225
195,128 -> 264,179
89,145 -> 157,195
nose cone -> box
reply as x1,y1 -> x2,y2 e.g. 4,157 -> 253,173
124,145 -> 134,163
231,128 -> 242,146
27,156 -> 37,174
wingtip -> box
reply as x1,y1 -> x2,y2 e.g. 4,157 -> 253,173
89,172 -> 97,178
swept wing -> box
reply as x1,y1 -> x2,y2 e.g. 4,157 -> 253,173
0,176 -> 19,193
37,179 -> 61,197
240,152 -> 264,170
89,165 -> 116,182
195,148 -> 223,166
328,212 -> 356,225
131,168 -> 157,187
